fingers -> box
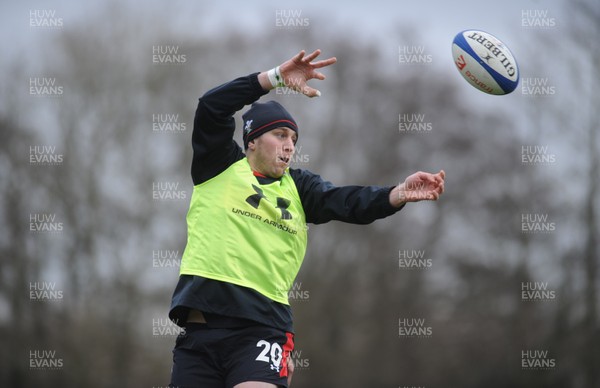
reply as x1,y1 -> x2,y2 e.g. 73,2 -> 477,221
295,49 -> 337,68
401,170 -> 446,202
303,49 -> 321,62
424,187 -> 442,201
302,86 -> 321,98
292,50 -> 306,63
414,171 -> 436,184
284,49 -> 335,98
416,170 -> 445,186
430,176 -> 445,200
313,71 -> 326,81
436,170 -> 445,195
311,57 -> 337,69
293,49 -> 323,64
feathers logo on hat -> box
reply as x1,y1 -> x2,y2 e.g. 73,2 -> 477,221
241,101 -> 298,149
244,119 -> 253,134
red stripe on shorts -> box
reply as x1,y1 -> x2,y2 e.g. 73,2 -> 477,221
279,332 -> 295,378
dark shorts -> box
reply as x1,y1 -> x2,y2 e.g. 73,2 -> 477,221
169,322 -> 294,388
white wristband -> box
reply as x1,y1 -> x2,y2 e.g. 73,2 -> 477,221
267,66 -> 285,88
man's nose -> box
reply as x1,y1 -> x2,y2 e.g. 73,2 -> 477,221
283,139 -> 295,153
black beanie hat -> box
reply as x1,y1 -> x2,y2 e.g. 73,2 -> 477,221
242,101 -> 298,149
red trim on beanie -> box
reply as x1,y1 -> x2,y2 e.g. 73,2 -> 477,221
246,119 -> 297,138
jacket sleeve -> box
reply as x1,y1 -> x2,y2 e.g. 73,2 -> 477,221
289,168 -> 405,225
191,72 -> 269,185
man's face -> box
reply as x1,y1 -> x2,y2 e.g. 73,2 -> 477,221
249,127 -> 297,178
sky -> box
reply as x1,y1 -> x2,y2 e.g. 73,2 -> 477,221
2,0 -> 572,131
3,0 -> 564,60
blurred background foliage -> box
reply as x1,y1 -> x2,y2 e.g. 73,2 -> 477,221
0,1 -> 598,387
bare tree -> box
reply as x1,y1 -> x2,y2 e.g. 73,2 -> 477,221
1,2 -> 597,387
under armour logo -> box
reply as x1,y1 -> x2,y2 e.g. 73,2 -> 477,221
246,184 -> 265,208
245,185 -> 293,220
276,197 -> 292,220
244,119 -> 253,134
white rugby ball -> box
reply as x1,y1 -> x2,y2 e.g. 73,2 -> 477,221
452,30 -> 519,95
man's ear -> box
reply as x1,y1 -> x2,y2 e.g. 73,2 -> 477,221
247,139 -> 256,151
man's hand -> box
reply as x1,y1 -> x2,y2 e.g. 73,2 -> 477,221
280,49 -> 337,97
259,49 -> 337,97
390,170 -> 446,207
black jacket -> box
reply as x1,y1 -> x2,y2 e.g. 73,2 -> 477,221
169,73 -> 403,331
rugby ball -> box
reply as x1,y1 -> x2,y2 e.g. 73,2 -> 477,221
452,30 -> 519,95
